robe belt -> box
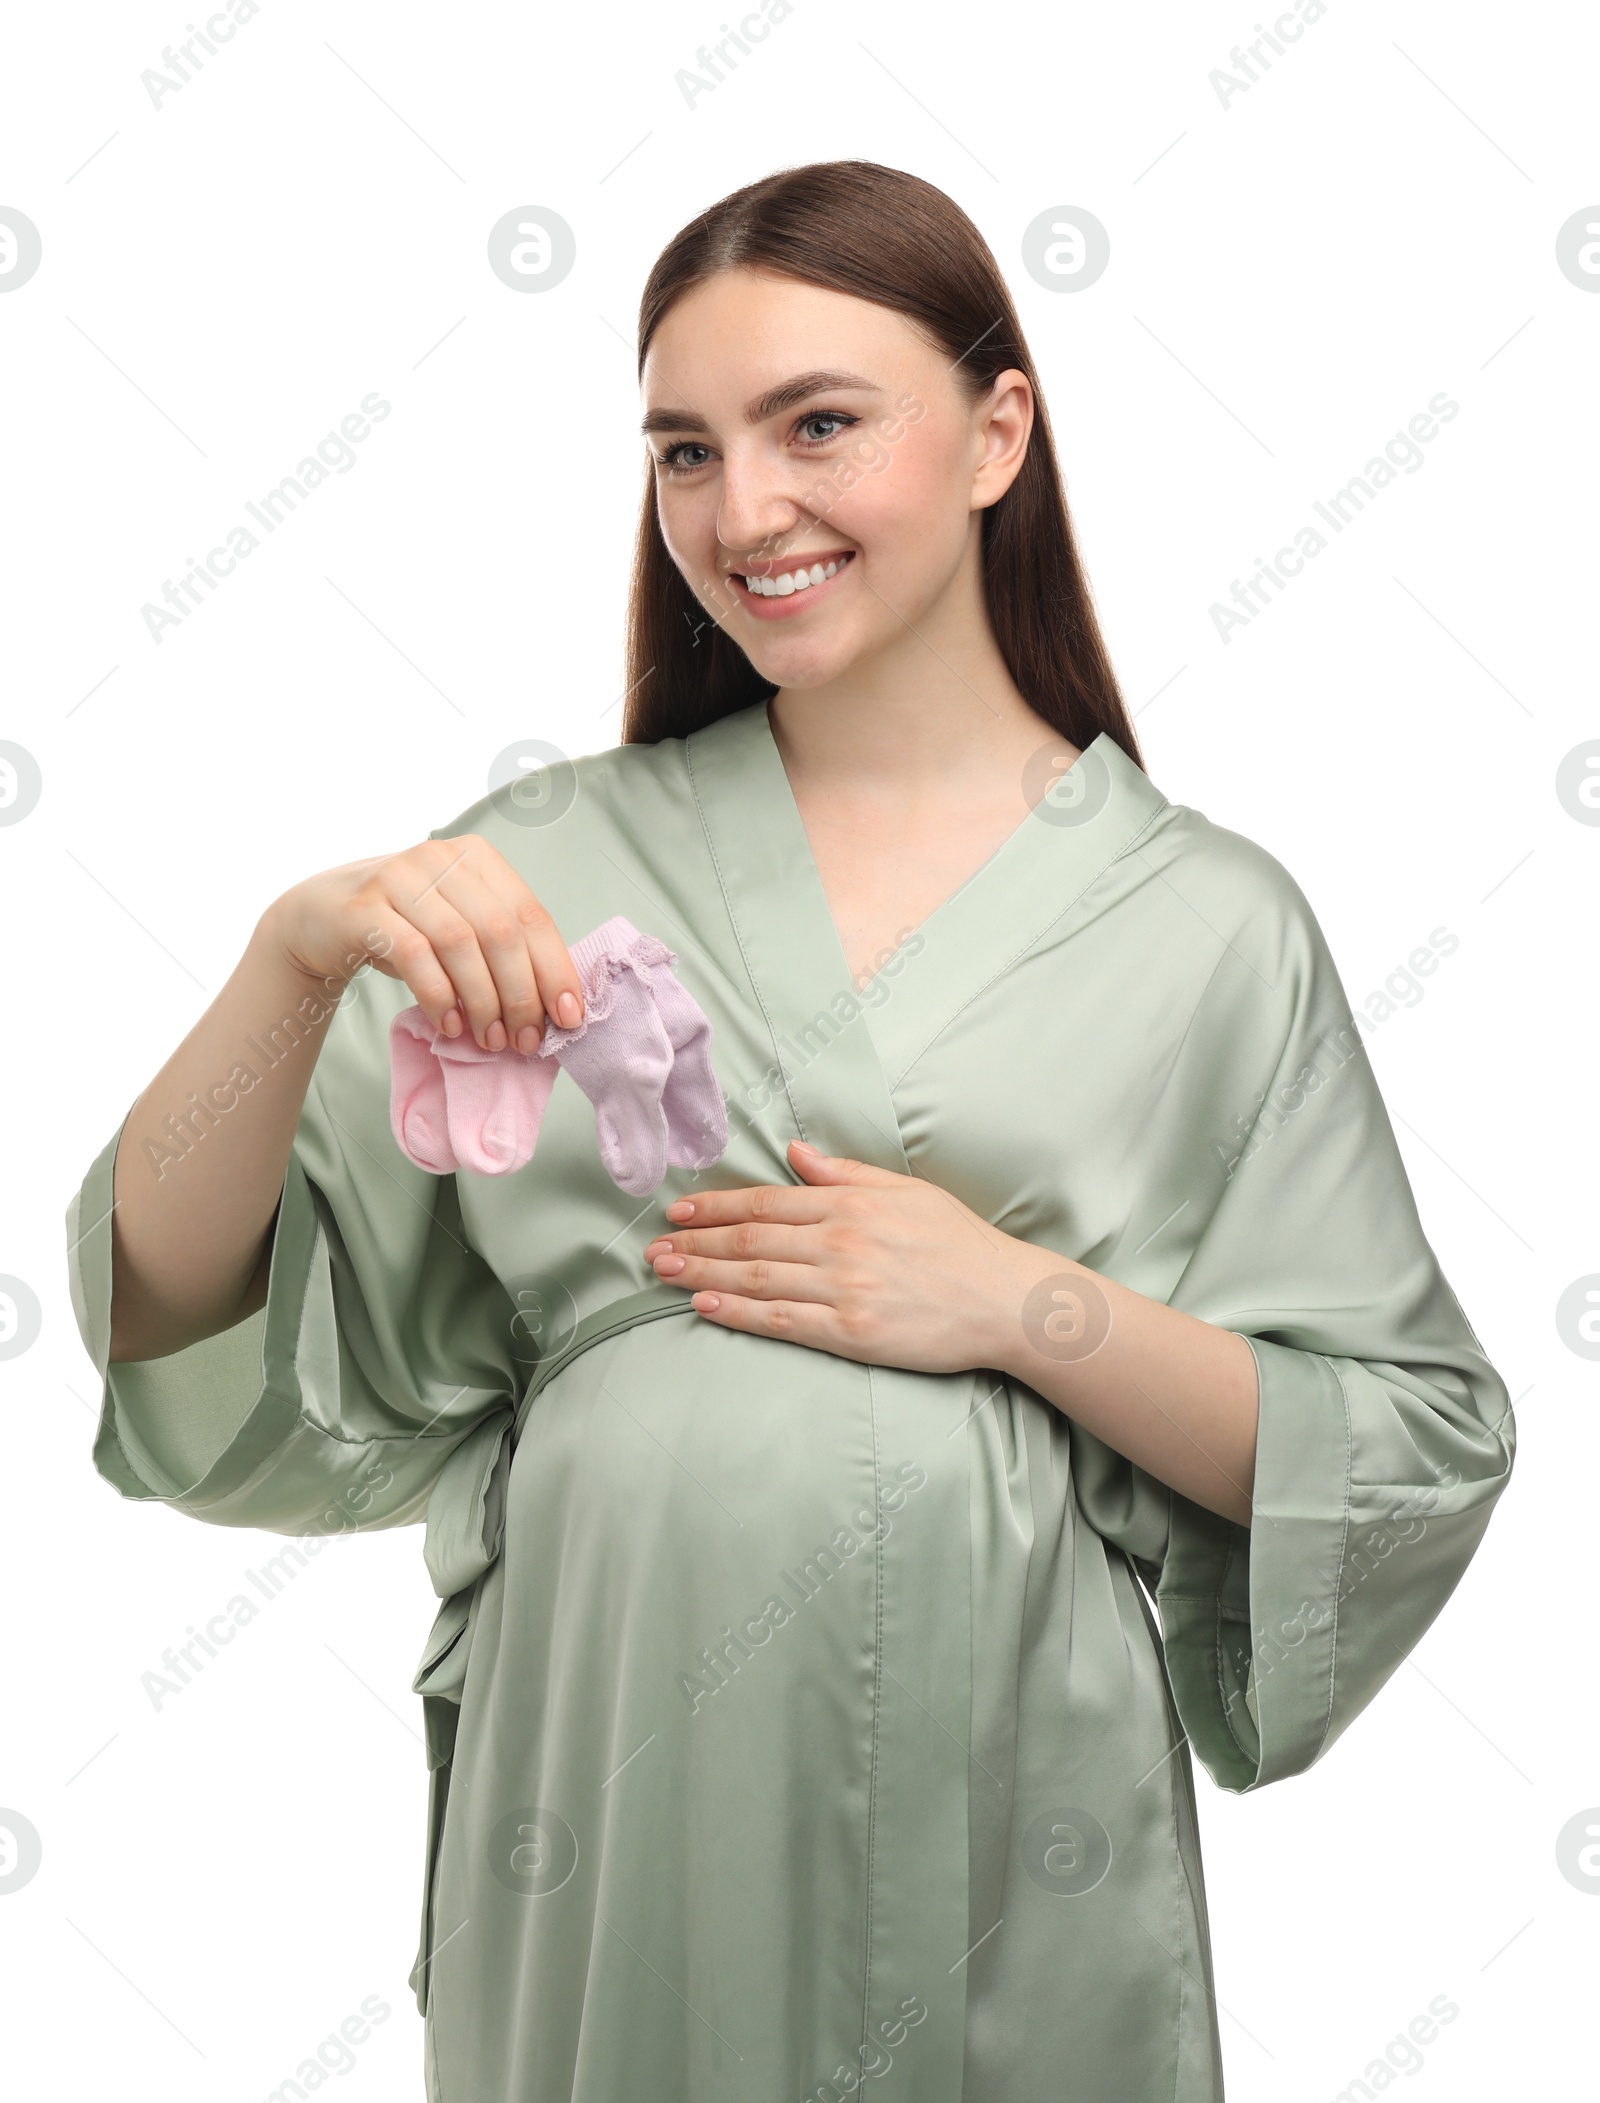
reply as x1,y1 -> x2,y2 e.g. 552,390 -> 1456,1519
408,1283 -> 699,1760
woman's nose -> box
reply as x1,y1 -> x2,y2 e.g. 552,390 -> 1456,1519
715,446 -> 809,562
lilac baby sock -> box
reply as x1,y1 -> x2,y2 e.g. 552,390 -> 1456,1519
389,1007 -> 458,1172
541,917 -> 676,1198
431,1026 -> 560,1176
645,962 -> 730,1170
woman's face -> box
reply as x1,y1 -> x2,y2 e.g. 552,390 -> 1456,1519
641,268 -> 1031,691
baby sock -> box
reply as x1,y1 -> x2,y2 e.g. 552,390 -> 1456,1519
431,1025 -> 560,1176
542,917 -> 676,1197
645,961 -> 730,1170
389,1006 -> 459,1173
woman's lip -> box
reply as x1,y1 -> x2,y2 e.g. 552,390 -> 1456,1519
736,549 -> 854,579
727,552 -> 856,620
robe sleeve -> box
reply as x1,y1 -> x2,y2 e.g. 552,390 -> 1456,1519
1072,859 -> 1516,1794
64,971 -> 523,1540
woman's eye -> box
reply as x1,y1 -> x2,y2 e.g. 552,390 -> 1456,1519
655,413 -> 856,474
796,412 -> 856,445
658,442 -> 713,475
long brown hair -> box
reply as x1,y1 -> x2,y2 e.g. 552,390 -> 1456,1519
624,160 -> 1142,767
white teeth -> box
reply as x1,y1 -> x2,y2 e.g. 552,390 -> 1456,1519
741,555 -> 850,595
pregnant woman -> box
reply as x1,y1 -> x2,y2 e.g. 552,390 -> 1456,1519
66,161 -> 1515,2100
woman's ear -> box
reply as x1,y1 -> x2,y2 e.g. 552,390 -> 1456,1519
970,367 -> 1034,513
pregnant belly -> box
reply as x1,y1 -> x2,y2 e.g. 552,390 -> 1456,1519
502,1315 -> 934,1719
426,1317 -> 966,2097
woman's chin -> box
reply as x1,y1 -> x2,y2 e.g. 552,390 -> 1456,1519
741,633 -> 869,692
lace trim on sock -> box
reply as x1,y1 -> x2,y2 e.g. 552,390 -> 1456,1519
535,924 -> 677,1055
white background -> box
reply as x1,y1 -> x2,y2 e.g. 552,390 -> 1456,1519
3,0 -> 1593,2095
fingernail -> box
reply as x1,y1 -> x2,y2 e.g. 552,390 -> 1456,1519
666,1200 -> 695,1220
792,1139 -> 819,1156
654,1254 -> 686,1276
556,991 -> 582,1028
517,1025 -> 540,1053
442,1009 -> 462,1038
692,1293 -> 720,1312
486,1019 -> 507,1052
643,1238 -> 669,1256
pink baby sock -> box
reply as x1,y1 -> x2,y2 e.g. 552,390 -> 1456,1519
389,1007 -> 458,1172
432,1026 -> 560,1176
540,917 -> 676,1197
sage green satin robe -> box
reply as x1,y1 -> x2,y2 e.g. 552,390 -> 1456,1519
66,702 -> 1514,2101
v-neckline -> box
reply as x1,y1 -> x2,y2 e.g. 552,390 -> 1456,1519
762,703 -> 1093,992
685,700 -> 1169,1157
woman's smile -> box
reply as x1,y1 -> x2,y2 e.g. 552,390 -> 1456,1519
727,548 -> 856,618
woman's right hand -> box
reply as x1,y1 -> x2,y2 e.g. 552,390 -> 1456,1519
261,834 -> 583,1054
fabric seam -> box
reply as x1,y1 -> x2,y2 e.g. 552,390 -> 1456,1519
860,1361 -> 885,2061
1214,1531 -> 1256,1766
1314,1353 -> 1355,1763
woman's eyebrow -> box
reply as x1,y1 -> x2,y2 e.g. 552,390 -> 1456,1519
639,369 -> 880,437
743,369 -> 880,423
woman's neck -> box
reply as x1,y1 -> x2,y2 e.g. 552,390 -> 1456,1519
768,628 -> 1057,808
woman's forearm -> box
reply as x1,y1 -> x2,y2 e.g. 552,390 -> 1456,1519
995,1248 -> 1260,1526
102,835 -> 589,1368
105,915 -> 345,1363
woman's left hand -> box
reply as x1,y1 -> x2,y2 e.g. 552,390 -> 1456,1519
642,1139 -> 1051,1377
645,1138 -> 1261,1523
